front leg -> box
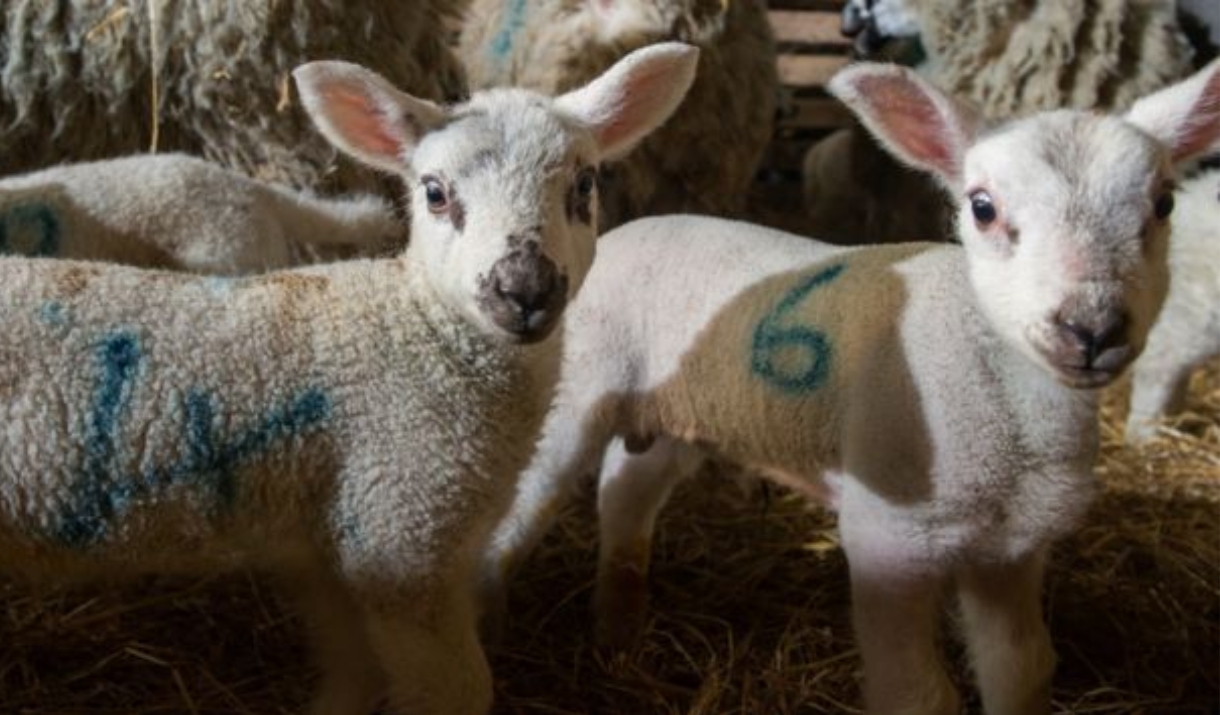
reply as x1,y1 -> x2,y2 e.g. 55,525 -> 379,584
956,550 -> 1055,715
356,579 -> 493,715
287,568 -> 385,715
839,502 -> 960,715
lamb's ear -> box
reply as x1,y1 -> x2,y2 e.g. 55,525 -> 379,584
828,62 -> 981,191
555,42 -> 699,161
293,61 -> 446,174
1125,58 -> 1220,164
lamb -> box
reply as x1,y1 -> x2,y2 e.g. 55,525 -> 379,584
483,59 -> 1220,715
1,0 -> 467,195
808,0 -> 1197,245
457,0 -> 778,230
0,42 -> 699,715
1126,166 -> 1220,443
0,153 -> 405,274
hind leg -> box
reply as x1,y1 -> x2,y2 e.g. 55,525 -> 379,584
594,436 -> 704,648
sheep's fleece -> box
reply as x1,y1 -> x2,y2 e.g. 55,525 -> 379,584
459,0 -> 778,229
0,0 -> 467,193
0,153 -> 404,273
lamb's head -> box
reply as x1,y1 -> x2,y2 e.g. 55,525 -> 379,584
293,43 -> 698,343
830,60 -> 1220,389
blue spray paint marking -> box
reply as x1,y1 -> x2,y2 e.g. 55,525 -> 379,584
750,263 -> 845,394
38,301 -> 68,327
54,331 -> 331,548
490,0 -> 528,61
0,202 -> 60,257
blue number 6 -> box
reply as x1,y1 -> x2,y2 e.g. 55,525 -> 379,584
750,263 -> 844,394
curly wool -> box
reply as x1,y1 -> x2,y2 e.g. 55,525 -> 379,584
0,0 -> 467,193
912,0 -> 1194,118
458,0 -> 778,229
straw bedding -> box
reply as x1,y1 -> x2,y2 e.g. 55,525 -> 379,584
0,359 -> 1214,713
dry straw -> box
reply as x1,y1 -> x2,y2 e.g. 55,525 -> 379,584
1,361 -> 1215,713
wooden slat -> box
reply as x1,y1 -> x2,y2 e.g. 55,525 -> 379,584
766,0 -> 847,12
768,10 -> 848,46
776,54 -> 850,88
778,96 -> 852,131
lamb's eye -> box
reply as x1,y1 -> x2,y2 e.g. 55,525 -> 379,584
1153,191 -> 1174,220
576,167 -> 597,198
422,176 -> 448,213
969,190 -> 997,226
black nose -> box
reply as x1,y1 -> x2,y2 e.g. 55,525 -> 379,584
1054,309 -> 1130,370
841,1 -> 868,37
477,241 -> 569,340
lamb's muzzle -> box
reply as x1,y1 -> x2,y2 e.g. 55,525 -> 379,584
477,239 -> 569,342
1047,306 -> 1131,386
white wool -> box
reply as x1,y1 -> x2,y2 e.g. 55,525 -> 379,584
0,154 -> 405,274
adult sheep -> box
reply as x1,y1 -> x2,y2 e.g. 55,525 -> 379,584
1,0 -> 467,194
458,0 -> 778,230
485,58 -> 1220,714
0,43 -> 699,715
0,153 -> 405,274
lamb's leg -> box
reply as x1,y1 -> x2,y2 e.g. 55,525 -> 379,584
956,551 -> 1055,715
840,510 -> 959,715
594,436 -> 703,648
1126,349 -> 1199,443
361,583 -> 493,715
290,570 -> 385,715
479,405 -> 616,640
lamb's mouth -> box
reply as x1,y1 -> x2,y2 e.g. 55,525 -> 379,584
476,247 -> 569,344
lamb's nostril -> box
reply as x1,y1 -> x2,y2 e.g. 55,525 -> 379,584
1056,310 -> 1129,366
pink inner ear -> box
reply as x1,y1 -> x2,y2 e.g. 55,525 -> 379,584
321,84 -> 403,160
855,75 -> 959,176
595,63 -> 677,153
1171,70 -> 1220,161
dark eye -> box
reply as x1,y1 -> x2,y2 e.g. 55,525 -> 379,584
969,190 -> 997,226
1153,192 -> 1174,220
422,176 -> 448,213
576,167 -> 597,198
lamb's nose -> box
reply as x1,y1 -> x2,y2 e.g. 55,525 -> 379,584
1055,309 -> 1130,369
477,241 -> 569,341
494,243 -> 559,322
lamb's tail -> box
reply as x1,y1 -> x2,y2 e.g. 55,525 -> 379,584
259,182 -> 407,261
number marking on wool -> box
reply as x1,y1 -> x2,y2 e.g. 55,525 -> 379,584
750,263 -> 845,394
54,331 -> 332,548
0,203 -> 60,257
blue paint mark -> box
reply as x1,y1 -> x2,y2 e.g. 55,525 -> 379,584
53,331 -> 331,548
203,277 -> 236,296
0,202 -> 60,257
38,301 -> 68,327
490,0 -> 528,61
751,263 -> 845,394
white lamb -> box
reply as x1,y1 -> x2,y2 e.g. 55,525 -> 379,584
1126,166 -> 1220,443
0,43 -> 699,715
0,153 -> 404,274
484,59 -> 1220,715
